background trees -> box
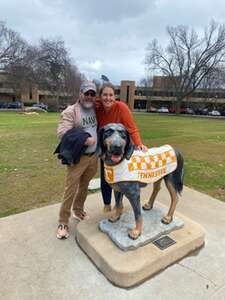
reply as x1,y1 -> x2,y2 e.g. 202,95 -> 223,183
145,21 -> 225,113
0,22 -> 82,110
0,21 -> 26,68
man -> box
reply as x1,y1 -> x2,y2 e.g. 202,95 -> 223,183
56,80 -> 98,239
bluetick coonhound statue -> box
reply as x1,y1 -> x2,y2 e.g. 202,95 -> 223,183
98,123 -> 184,240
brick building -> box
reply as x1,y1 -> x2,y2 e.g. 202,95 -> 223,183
1,72 -> 225,111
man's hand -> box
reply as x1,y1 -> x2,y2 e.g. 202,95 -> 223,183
100,154 -> 106,160
85,137 -> 96,146
136,144 -> 148,152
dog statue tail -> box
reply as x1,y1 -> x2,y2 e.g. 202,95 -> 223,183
170,151 -> 184,195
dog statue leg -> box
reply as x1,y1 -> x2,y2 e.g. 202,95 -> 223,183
128,218 -> 143,240
143,179 -> 162,211
122,183 -> 142,240
108,207 -> 123,223
108,191 -> 123,223
162,180 -> 178,224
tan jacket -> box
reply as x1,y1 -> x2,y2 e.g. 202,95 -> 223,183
57,102 -> 81,139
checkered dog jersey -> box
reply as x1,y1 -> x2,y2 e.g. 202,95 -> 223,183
104,145 -> 177,184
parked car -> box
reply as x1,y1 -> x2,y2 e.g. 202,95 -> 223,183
194,108 -> 203,115
180,108 -> 187,114
186,108 -> 194,114
32,102 -> 48,110
220,109 -> 225,116
0,102 -> 8,108
7,101 -> 22,109
195,108 -> 208,115
147,106 -> 157,113
208,110 -> 221,116
169,107 -> 176,113
157,107 -> 169,113
25,107 -> 47,113
202,108 -> 209,115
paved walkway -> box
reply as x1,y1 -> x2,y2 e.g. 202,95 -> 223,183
0,185 -> 225,300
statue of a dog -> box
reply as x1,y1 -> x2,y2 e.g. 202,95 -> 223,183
98,123 -> 184,240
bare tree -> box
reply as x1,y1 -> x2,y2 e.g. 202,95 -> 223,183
37,38 -> 70,110
1,24 -> 82,108
139,76 -> 153,110
139,75 -> 153,88
93,79 -> 101,93
63,62 -> 82,101
200,66 -> 225,89
6,45 -> 40,101
6,39 -> 83,108
0,22 -> 26,68
145,20 -> 225,113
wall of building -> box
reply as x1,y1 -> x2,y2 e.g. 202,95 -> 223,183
120,80 -> 135,110
1,72 -> 225,110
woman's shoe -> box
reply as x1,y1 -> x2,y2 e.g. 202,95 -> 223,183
103,204 -> 112,213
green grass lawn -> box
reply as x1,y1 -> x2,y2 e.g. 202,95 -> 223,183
0,112 -> 225,218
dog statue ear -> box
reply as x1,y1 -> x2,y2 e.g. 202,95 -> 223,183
97,127 -> 105,157
124,133 -> 135,160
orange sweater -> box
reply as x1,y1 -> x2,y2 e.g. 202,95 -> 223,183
96,101 -> 142,146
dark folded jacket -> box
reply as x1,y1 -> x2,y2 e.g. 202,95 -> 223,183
54,127 -> 91,165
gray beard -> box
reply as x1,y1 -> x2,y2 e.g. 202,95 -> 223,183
80,100 -> 94,109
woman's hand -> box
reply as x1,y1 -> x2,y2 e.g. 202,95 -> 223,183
136,144 -> 148,152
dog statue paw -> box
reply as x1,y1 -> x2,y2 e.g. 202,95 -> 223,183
161,215 -> 173,224
128,228 -> 141,240
108,214 -> 121,223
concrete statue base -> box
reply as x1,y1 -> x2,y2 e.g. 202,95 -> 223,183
76,203 -> 205,288
99,206 -> 184,251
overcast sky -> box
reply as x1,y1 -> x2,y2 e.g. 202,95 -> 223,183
1,0 -> 225,84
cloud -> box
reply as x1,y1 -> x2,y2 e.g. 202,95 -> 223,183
84,60 -> 102,71
80,59 -> 103,79
44,0 -> 155,22
1,0 -> 225,84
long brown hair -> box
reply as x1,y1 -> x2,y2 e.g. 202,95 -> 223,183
99,82 -> 115,96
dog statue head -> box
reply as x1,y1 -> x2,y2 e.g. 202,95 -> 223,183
98,123 -> 135,165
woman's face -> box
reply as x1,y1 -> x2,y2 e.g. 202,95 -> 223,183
101,87 -> 115,110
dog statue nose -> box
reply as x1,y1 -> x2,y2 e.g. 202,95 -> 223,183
114,145 -> 121,150
112,145 -> 122,153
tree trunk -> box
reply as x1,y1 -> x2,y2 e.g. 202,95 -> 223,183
175,98 -> 182,114
56,90 -> 60,112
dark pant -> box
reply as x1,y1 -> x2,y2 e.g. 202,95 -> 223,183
100,159 -> 112,205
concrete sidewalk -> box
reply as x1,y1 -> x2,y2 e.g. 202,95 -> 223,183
0,185 -> 225,300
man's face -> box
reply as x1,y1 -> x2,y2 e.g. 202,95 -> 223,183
80,90 -> 96,109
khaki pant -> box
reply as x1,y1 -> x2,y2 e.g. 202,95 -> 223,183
58,154 -> 98,225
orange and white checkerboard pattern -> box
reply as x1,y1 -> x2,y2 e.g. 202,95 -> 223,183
127,149 -> 177,172
104,145 -> 177,184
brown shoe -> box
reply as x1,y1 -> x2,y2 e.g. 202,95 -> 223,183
103,204 -> 112,213
56,224 -> 69,239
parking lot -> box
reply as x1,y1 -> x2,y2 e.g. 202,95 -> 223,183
145,106 -> 225,117
0,101 -> 48,111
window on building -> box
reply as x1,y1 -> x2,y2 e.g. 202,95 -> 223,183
126,86 -> 130,103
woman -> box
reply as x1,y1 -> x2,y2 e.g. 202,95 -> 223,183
96,82 -> 148,212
